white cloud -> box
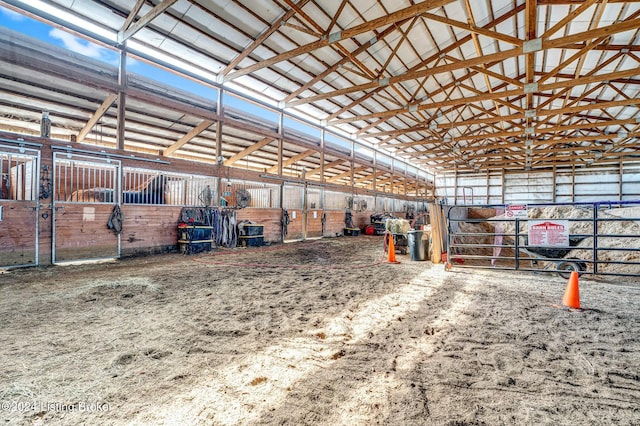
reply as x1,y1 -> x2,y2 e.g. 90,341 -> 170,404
48,28 -> 112,61
0,6 -> 26,21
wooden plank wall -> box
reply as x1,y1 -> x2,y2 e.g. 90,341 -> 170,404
237,208 -> 282,242
121,205 -> 183,256
53,204 -> 118,262
323,211 -> 346,237
307,209 -> 323,238
284,208 -> 304,240
0,201 -> 37,266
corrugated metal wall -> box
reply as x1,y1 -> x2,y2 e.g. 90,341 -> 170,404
435,165 -> 640,205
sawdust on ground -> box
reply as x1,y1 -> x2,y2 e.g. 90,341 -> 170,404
0,236 -> 639,425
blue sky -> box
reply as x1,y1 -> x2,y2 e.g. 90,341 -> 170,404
0,5 -> 417,173
0,5 -> 219,99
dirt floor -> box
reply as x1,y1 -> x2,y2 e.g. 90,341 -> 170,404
1,236 -> 639,425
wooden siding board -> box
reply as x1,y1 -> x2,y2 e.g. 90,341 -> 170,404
0,201 -> 37,266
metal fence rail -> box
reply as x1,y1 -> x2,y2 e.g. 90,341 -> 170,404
445,201 -> 640,278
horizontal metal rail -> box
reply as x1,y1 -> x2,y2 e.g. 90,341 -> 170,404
445,200 -> 640,278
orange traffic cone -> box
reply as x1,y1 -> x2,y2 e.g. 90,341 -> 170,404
562,271 -> 581,309
387,233 -> 400,264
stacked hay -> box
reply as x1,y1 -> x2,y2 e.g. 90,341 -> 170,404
475,205 -> 640,275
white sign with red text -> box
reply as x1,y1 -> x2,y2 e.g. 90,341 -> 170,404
528,220 -> 570,247
505,204 -> 528,219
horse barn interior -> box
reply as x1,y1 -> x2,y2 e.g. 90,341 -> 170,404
1,0 -> 640,424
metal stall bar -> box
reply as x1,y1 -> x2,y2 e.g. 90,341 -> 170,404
445,201 -> 640,278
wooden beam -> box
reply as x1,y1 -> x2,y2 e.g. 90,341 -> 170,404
305,159 -> 345,177
220,0 -> 312,76
163,120 -> 214,157
77,93 -> 117,143
224,137 -> 275,166
540,0 -> 600,39
120,0 -> 145,33
225,0 -> 456,82
289,17 -> 640,109
266,149 -> 315,173
354,171 -> 377,184
423,12 -> 523,46
331,66 -> 640,126
118,0 -> 178,43
326,166 -> 368,183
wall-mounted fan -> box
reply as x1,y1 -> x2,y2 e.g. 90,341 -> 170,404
236,189 -> 251,209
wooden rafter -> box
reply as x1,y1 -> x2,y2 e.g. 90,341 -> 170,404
305,159 -> 345,177
331,66 -> 640,126
288,17 -> 640,110
76,93 -> 118,143
117,0 -> 178,43
266,149 -> 316,173
325,166 -> 368,183
224,137 -> 275,166
225,0 -> 456,82
120,0 -> 145,34
163,120 -> 214,157
221,0 -> 312,76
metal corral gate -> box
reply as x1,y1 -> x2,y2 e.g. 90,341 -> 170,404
445,201 -> 640,279
52,152 -> 121,264
0,144 -> 40,268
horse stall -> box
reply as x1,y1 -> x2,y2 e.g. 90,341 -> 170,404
0,143 -> 40,268
0,136 -> 421,268
52,153 -> 121,263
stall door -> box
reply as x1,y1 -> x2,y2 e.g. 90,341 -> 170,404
0,145 -> 40,268
52,153 -> 121,263
306,186 -> 323,239
283,183 -> 304,241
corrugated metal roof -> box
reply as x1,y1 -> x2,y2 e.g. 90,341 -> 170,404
0,0 -> 639,180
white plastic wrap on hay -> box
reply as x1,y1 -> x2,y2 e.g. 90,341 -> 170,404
385,219 -> 411,234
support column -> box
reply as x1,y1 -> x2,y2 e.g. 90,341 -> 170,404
571,163 -> 575,203
619,158 -> 623,200
372,151 -> 377,192
390,159 -> 394,194
216,88 -> 224,205
278,111 -> 284,177
350,141 -> 355,188
501,168 -> 505,204
320,128 -> 325,183
485,170 -> 490,204
116,46 -> 127,150
453,169 -> 458,204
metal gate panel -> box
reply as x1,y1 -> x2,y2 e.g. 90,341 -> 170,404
53,153 -> 121,263
306,187 -> 323,239
0,145 -> 40,268
283,183 -> 304,241
445,201 -> 640,278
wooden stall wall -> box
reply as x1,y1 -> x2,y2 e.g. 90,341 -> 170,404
53,204 -> 117,262
323,211 -> 346,237
121,205 -> 183,256
0,201 -> 38,266
237,208 -> 282,243
284,208 -> 304,241
307,209 -> 323,238
0,133 -> 425,266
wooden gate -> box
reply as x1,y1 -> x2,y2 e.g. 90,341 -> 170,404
0,144 -> 40,268
306,186 -> 323,239
52,153 -> 121,263
283,183 -> 304,241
